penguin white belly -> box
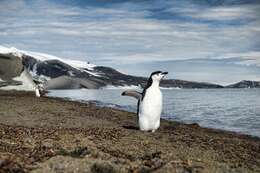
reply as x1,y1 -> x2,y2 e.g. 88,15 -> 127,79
35,88 -> 41,97
138,87 -> 162,131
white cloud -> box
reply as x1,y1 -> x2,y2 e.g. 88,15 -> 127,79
166,3 -> 260,21
193,6 -> 254,20
0,0 -> 259,68
216,51 -> 260,67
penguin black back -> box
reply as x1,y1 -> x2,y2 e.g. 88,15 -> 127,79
141,71 -> 162,100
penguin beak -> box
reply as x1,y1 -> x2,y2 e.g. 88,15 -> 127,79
160,72 -> 168,79
161,72 -> 168,76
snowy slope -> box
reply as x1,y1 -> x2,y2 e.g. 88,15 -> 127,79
0,46 -> 23,58
0,46 -> 96,72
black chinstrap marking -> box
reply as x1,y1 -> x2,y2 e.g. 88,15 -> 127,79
150,71 -> 162,76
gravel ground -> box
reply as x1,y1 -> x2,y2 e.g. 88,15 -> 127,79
0,90 -> 259,173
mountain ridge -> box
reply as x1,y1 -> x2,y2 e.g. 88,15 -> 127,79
225,80 -> 260,88
0,46 -> 259,89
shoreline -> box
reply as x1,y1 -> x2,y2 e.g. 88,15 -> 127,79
0,90 -> 259,172
46,89 -> 260,138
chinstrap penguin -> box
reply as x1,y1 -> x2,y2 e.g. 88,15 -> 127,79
122,71 -> 168,132
23,67 -> 43,97
34,84 -> 44,97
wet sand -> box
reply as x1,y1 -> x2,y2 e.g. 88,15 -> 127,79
0,90 -> 259,173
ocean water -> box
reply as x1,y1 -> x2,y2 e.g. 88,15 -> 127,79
47,88 -> 260,137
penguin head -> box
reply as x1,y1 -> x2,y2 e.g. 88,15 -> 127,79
150,71 -> 168,82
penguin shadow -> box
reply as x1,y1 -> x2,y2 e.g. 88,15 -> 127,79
122,125 -> 139,130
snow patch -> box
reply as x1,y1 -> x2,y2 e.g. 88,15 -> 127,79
67,71 -> 75,77
0,46 -> 23,58
85,70 -> 101,77
20,50 -> 96,70
62,59 -> 96,70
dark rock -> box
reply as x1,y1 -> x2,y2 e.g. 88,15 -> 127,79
56,147 -> 90,158
225,80 -> 260,88
91,162 -> 116,173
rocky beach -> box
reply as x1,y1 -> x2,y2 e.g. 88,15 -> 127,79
0,90 -> 259,173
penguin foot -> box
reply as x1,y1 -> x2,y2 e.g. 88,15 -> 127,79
122,125 -> 139,130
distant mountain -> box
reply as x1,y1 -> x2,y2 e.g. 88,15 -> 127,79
22,53 -> 224,89
225,80 -> 260,88
0,46 -> 224,89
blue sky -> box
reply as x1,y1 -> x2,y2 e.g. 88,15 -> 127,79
0,0 -> 260,85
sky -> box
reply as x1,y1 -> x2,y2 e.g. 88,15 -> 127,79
0,0 -> 260,85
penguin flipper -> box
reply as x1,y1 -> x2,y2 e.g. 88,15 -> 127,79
121,90 -> 142,100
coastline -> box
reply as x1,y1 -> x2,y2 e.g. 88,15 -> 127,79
0,90 -> 259,173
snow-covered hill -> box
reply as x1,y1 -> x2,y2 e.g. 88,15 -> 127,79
0,46 -> 224,90
0,46 -> 96,74
0,46 -> 106,89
